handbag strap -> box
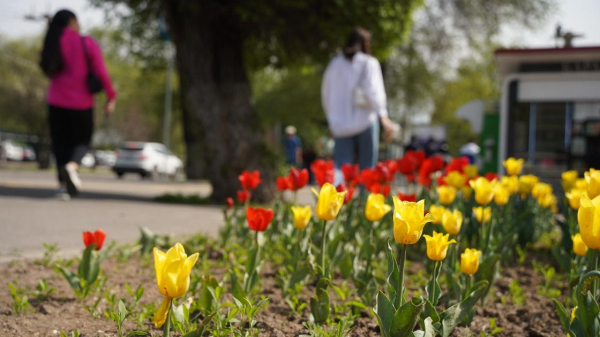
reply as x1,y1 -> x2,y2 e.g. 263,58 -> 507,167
80,36 -> 92,72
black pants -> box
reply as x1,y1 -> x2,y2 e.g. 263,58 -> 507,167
48,105 -> 94,183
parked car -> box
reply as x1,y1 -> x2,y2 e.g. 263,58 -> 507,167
81,152 -> 96,168
94,150 -> 117,167
1,140 -> 24,161
112,142 -> 183,179
22,145 -> 36,162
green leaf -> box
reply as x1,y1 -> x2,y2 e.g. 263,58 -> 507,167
389,297 -> 425,337
474,254 -> 499,304
310,287 -> 330,324
374,291 -> 395,336
575,271 -> 600,337
338,253 -> 353,279
118,300 -> 128,322
422,297 -> 440,324
440,281 -> 488,337
78,244 -> 100,285
552,299 -> 572,333
58,266 -> 81,291
385,239 -> 401,305
426,262 -> 442,306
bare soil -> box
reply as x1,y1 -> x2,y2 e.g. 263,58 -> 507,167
0,251 -> 566,337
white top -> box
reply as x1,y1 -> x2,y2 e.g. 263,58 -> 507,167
321,52 -> 388,137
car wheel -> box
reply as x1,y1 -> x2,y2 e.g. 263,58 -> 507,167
116,171 -> 124,179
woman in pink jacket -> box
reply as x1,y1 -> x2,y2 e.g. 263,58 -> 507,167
40,10 -> 117,199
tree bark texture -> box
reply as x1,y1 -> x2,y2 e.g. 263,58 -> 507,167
163,1 -> 275,202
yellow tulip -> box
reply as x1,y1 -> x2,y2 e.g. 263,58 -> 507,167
562,170 -> 578,192
493,185 -> 510,206
566,188 -> 586,210
578,194 -> 600,249
437,185 -> 457,205
571,234 -> 588,256
585,168 -> 600,199
532,182 -> 553,201
464,165 -> 478,178
429,205 -> 446,224
518,174 -> 539,197
503,157 -> 524,176
460,248 -> 482,275
571,306 -> 578,324
291,205 -> 312,230
365,193 -> 392,222
538,193 -> 558,213
472,206 -> 491,223
500,176 -> 519,195
392,198 -> 436,245
461,186 -> 473,200
444,171 -> 467,189
312,183 -> 346,221
576,178 -> 587,190
442,209 -> 463,235
153,243 -> 199,328
423,231 -> 456,261
469,177 -> 495,205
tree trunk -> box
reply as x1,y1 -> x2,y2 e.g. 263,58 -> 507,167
163,1 -> 275,202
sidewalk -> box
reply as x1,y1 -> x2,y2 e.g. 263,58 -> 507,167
0,169 -> 221,263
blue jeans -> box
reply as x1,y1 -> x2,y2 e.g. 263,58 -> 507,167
333,120 -> 379,184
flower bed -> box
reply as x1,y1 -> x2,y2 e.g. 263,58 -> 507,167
2,151 -> 599,337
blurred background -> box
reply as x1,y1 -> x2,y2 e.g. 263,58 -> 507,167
0,0 -> 599,193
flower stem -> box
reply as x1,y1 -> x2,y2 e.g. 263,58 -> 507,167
428,260 -> 440,304
483,207 -> 494,255
397,244 -> 407,308
464,275 -> 472,301
321,220 -> 327,277
163,297 -> 173,337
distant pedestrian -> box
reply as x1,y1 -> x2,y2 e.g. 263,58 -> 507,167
404,136 -> 421,152
459,137 -> 481,164
283,125 -> 302,166
40,10 -> 117,200
321,27 -> 395,181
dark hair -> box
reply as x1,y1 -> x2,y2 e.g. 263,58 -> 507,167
342,27 -> 371,60
40,10 -> 76,77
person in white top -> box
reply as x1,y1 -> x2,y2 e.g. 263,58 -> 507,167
321,27 -> 395,180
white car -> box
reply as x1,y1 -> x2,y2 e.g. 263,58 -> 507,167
113,142 -> 183,179
1,140 -> 24,161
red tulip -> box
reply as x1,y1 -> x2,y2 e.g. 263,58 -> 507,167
397,154 -> 418,175
485,172 -> 498,182
384,159 -> 397,176
288,167 -> 309,191
247,207 -> 274,232
276,176 -> 290,191
311,159 -> 334,186
445,157 -> 469,173
237,190 -> 250,203
398,193 -> 416,202
226,197 -> 234,208
82,229 -> 106,250
341,164 -> 360,186
437,175 -> 447,186
360,168 -> 377,188
239,170 -> 262,190
374,162 -> 393,183
336,183 -> 355,204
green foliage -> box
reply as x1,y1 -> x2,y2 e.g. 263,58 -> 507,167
34,243 -> 61,268
8,281 -> 31,315
57,243 -> 107,299
508,279 -> 527,306
33,279 -> 55,302
480,318 -> 503,337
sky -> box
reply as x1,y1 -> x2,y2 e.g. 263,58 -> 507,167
1,0 -> 600,47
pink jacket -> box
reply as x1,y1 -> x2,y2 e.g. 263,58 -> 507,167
47,27 -> 116,110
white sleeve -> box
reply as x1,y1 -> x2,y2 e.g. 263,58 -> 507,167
361,58 -> 388,118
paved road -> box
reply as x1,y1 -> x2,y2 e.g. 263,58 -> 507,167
0,168 -> 222,263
